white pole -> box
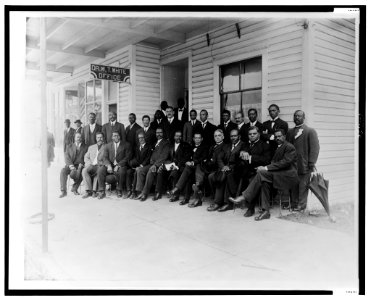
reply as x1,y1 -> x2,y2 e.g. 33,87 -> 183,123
40,17 -> 48,252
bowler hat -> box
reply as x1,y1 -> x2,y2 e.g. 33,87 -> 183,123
64,119 -> 71,123
74,119 -> 82,124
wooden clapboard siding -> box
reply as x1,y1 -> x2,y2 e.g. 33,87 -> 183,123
161,19 -> 304,125
134,44 -> 160,122
312,18 -> 356,204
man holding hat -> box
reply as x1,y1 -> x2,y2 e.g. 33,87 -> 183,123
75,119 -> 83,134
63,119 -> 75,152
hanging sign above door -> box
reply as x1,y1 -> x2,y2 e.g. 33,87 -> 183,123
90,64 -> 130,83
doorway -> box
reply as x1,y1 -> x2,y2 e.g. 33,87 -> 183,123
161,58 -> 189,109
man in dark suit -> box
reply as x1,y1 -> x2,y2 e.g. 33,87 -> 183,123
287,110 -> 320,211
229,126 -> 271,216
229,129 -> 299,221
102,111 -> 126,144
174,97 -> 188,129
246,108 -> 264,133
194,109 -> 217,149
63,119 -> 75,152
127,132 -> 152,199
218,109 -> 238,144
235,112 -> 250,143
74,119 -> 83,134
99,130 -> 133,198
150,110 -> 166,132
137,115 -> 156,147
135,127 -> 170,201
126,113 -> 142,150
169,132 -> 208,206
59,132 -> 88,197
183,109 -> 201,145
193,129 -> 228,211
162,106 -> 183,143
211,129 -> 245,212
81,132 -> 107,198
82,112 -> 103,147
156,130 -> 192,202
261,104 -> 288,156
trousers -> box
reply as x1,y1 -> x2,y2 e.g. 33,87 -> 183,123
290,173 -> 311,208
60,165 -> 82,192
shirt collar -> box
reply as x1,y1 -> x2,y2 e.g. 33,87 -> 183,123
168,117 -> 174,122
295,124 -> 304,128
271,117 -> 279,122
233,140 -> 240,147
201,120 -> 208,125
250,120 -> 257,126
249,138 -> 260,145
224,120 -> 230,126
111,120 -> 116,126
238,123 -> 244,129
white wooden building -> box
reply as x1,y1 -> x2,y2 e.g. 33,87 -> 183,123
26,14 -> 358,204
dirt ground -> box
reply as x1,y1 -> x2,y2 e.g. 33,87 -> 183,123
279,202 -> 354,236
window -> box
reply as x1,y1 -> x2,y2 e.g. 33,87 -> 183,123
220,56 -> 262,122
85,79 -> 103,125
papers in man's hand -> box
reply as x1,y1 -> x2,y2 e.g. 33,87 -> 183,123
165,163 -> 178,171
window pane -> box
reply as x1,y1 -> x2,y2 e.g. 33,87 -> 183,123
241,57 -> 262,90
242,90 -> 262,122
95,80 -> 102,103
221,62 -> 239,92
223,92 -> 241,121
86,80 -> 94,103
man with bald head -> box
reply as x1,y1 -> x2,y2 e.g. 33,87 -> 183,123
286,110 -> 320,211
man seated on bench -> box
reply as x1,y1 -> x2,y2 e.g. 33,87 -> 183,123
100,130 -> 133,198
229,129 -> 299,221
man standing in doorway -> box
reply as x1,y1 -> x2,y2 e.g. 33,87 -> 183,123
163,106 -> 182,143
102,111 -> 126,144
287,110 -> 320,211
63,119 -> 75,152
175,97 -> 188,129
83,112 -> 103,147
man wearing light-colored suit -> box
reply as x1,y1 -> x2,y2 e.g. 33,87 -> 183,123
82,112 -> 103,147
82,132 -> 107,198
183,109 -> 201,145
287,110 -> 320,211
102,111 -> 126,144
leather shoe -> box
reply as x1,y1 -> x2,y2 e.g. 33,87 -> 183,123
82,192 -> 92,199
188,199 -> 202,208
169,194 -> 179,202
254,210 -> 270,221
135,193 -> 144,200
218,204 -> 233,212
207,204 -> 220,212
59,191 -> 67,198
125,191 -> 133,198
293,205 -> 306,212
117,191 -> 123,197
140,194 -> 148,201
72,190 -> 80,196
228,196 -> 245,204
244,209 -> 255,217
97,192 -> 106,200
130,192 -> 137,199
152,193 -> 162,201
179,198 -> 189,205
92,191 -> 97,198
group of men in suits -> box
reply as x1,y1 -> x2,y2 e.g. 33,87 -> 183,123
59,103 -> 319,221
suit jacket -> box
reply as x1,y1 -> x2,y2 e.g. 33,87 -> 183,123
175,106 -> 188,127
202,142 -> 228,173
102,121 -> 126,144
266,141 -> 299,190
191,143 -> 209,166
239,121 -> 264,142
162,118 -> 183,142
84,143 -> 107,167
238,139 -> 271,177
165,141 -> 192,169
63,128 -> 76,152
129,143 -> 152,168
126,123 -> 142,149
136,127 -> 157,148
150,139 -> 171,168
75,127 -> 83,135
82,123 -> 103,147
194,121 -> 217,149
286,124 -> 320,175
261,118 -> 289,140
220,141 -> 245,171
218,121 -> 238,144
183,120 -> 201,144
149,119 -> 166,131
105,141 -> 133,168
64,143 -> 88,167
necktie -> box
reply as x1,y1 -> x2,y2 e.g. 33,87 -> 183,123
140,145 -> 143,151
144,127 -> 147,133
224,123 -> 227,129
114,143 -> 117,158
271,121 -> 275,129
191,121 -> 194,126
231,144 -> 235,151
202,123 -> 205,129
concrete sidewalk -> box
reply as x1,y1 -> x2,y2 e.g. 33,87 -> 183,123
22,152 -> 358,291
